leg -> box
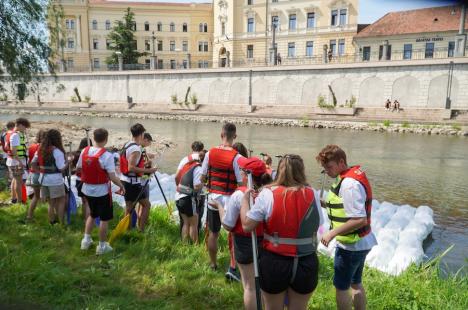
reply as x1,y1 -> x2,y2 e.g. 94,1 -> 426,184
180,213 -> 190,241
351,283 -> 366,310
137,198 -> 151,232
336,289 -> 352,310
188,214 -> 199,244
56,196 -> 66,224
82,197 -> 90,220
238,263 -> 257,310
13,174 -> 22,203
287,288 -> 313,310
207,232 -> 219,268
99,220 -> 109,242
262,290 -> 286,310
228,232 -> 236,269
27,186 -> 41,219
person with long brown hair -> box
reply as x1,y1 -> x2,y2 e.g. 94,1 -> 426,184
31,129 -> 67,224
240,154 -> 321,310
25,129 -> 46,221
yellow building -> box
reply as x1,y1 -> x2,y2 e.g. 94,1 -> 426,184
212,0 -> 359,67
56,0 -> 213,71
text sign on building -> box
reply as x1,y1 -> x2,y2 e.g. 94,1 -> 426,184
416,37 -> 444,42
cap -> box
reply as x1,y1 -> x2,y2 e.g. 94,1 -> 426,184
237,156 -> 266,177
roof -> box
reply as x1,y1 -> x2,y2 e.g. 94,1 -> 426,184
356,5 -> 468,38
89,0 -> 212,8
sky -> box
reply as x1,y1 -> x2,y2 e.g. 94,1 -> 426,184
119,0 -> 462,23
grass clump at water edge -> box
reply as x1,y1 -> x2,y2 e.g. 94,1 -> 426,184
0,192 -> 467,309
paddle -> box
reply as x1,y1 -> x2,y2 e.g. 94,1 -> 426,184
66,142 -> 77,225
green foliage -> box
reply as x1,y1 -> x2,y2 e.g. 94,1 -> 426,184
317,94 -> 335,109
348,95 -> 357,108
300,115 -> 310,127
70,95 -> 78,103
0,0 -> 55,97
383,120 -> 391,127
402,121 -> 410,128
106,8 -> 148,65
84,96 -> 91,104
55,84 -> 65,93
47,3 -> 66,70
171,94 -> 178,105
0,93 -> 8,101
0,199 -> 466,309
451,123 -> 462,131
190,94 -> 198,105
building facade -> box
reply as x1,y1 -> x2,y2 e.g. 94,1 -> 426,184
354,5 -> 468,62
56,0 -> 213,71
212,0 -> 359,67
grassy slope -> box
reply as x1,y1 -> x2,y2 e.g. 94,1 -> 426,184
0,193 -> 466,310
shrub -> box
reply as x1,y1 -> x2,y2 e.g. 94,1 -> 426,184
349,95 -> 356,107
190,94 -> 198,105
171,94 -> 178,105
402,121 -> 410,128
84,96 -> 91,104
0,93 -> 8,101
317,95 -> 334,109
70,96 -> 78,103
383,120 -> 391,127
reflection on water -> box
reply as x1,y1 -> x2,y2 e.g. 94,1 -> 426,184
1,113 -> 467,272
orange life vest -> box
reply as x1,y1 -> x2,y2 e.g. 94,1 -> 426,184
207,147 -> 238,195
37,147 -> 60,174
81,146 -> 109,185
28,143 -> 40,173
175,154 -> 201,196
231,186 -> 264,237
119,142 -> 144,178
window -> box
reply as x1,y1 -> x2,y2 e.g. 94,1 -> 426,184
183,23 -> 188,32
132,40 -> 137,51
145,40 -> 151,51
204,23 -> 208,32
198,41 -> 208,52
170,60 -> 176,69
272,15 -> 279,28
289,14 -> 296,30
105,20 -> 111,30
66,19 -> 75,30
247,0 -> 253,5
170,40 -> 175,51
306,41 -> 313,56
247,45 -> 254,58
93,58 -> 100,69
198,60 -> 208,68
170,22 -> 175,32
145,59 -> 151,67
106,39 -> 112,50
379,44 -> 392,60
67,38 -> 74,49
158,59 -> 163,69
182,60 -> 188,69
338,39 -> 345,56
222,22 -> 226,35
92,20 -> 97,30
157,40 -> 163,51
182,40 -> 188,52
331,10 -> 338,26
362,46 -> 371,61
448,41 -> 455,57
247,18 -> 254,33
144,22 -> 149,31
339,9 -> 347,25
93,39 -> 98,50
330,40 -> 336,55
66,19 -> 70,29
288,42 -> 295,57
157,22 -> 162,32
199,23 -> 203,32
425,42 -> 434,58
131,22 -> 136,31
403,44 -> 412,60
307,13 -> 315,28
67,58 -> 74,68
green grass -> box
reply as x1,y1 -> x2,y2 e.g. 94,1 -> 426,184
383,120 -> 391,127
451,123 -> 462,131
401,121 -> 410,128
0,192 -> 467,309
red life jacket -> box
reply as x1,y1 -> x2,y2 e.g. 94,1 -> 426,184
175,154 -> 196,185
0,130 -> 12,153
81,146 -> 109,185
119,142 -> 144,178
38,147 -> 60,174
263,186 -> 320,257
28,143 -> 40,173
336,165 -> 373,238
231,186 -> 264,237
207,147 -> 238,195
175,154 -> 201,196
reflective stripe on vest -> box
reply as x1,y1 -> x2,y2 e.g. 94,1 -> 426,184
5,131 -> 27,158
326,166 -> 372,244
176,160 -> 200,196
263,186 -> 319,257
207,147 -> 238,195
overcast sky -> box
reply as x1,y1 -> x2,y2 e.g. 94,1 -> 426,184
117,0 -> 461,23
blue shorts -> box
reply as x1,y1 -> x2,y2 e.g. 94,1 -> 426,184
333,247 -> 370,290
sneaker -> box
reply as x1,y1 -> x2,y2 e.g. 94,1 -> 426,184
96,242 -> 113,255
225,267 -> 241,282
210,264 -> 218,272
81,238 -> 93,250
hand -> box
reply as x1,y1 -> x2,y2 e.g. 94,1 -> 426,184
208,200 -> 221,210
147,167 -> 158,174
17,162 -> 24,170
320,199 -> 326,208
321,231 -> 335,247
117,186 -> 125,196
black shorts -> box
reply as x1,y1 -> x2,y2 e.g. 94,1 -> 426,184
259,250 -> 319,295
76,180 -> 84,198
176,196 -> 196,217
207,208 -> 221,233
234,234 -> 263,265
86,194 -> 113,221
123,181 -> 149,202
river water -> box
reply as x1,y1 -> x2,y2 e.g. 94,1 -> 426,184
1,113 -> 467,274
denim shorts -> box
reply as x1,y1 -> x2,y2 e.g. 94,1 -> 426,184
333,247 -> 370,290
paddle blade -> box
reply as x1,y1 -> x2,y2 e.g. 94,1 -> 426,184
108,214 -> 130,245
21,184 -> 27,203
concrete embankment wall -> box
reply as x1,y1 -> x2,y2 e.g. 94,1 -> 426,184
9,58 -> 468,110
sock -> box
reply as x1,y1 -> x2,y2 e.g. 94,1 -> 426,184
84,234 -> 91,241
99,241 -> 107,247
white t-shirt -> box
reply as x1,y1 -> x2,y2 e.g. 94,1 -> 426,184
247,187 -> 324,226
32,148 -> 66,186
201,149 -> 242,211
336,178 -> 377,251
222,190 -> 244,228
76,147 -> 116,197
176,153 -> 200,172
6,132 -> 27,167
175,165 -> 203,201
120,142 -> 142,184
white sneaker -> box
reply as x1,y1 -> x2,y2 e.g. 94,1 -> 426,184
81,238 -> 93,250
96,242 -> 113,255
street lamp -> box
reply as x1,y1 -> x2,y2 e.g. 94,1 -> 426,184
115,51 -> 123,71
151,31 -> 157,70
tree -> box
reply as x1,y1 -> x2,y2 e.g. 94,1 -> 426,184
0,0 -> 55,98
106,8 -> 147,65
47,2 -> 66,72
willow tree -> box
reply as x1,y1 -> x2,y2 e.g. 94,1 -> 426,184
0,0 -> 55,99
106,7 -> 147,65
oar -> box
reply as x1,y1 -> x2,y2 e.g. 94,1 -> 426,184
153,143 -> 172,214
319,169 -> 327,208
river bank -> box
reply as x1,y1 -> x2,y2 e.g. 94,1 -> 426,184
1,108 -> 467,137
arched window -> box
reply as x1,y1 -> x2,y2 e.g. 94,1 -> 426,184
105,20 -> 111,30
204,23 -> 208,32
199,23 -> 203,32
92,20 -> 97,30
182,22 -> 188,32
144,21 -> 149,31
157,22 -> 162,32
170,22 -> 175,32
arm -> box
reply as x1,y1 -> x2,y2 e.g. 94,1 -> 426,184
128,150 -> 157,175
240,190 -> 259,233
200,151 -> 209,184
321,218 -> 367,247
207,200 -> 232,231
108,172 -> 125,194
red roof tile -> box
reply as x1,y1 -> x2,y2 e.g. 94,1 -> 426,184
356,5 -> 468,38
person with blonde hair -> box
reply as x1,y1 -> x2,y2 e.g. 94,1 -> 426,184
240,154 -> 321,310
